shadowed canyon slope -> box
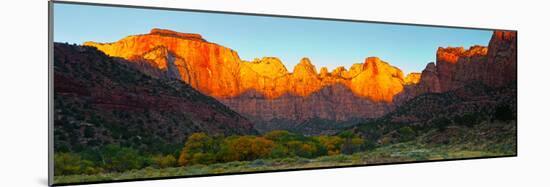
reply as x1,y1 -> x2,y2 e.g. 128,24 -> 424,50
84,29 -> 517,130
53,43 -> 256,151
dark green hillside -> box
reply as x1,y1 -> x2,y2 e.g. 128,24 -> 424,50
349,82 -> 516,148
53,43 -> 257,154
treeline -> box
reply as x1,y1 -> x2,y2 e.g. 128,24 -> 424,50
54,130 -> 374,176
54,144 -> 174,176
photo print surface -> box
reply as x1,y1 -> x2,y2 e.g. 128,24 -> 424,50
50,1 -> 517,185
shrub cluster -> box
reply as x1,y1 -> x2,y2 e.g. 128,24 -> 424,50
54,130 -> 371,175
177,130 -> 369,166
54,145 -> 178,176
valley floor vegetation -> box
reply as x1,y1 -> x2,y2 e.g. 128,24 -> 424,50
53,118 -> 516,184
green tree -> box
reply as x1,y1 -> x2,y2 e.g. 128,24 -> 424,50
219,136 -> 275,162
264,130 -> 292,142
80,159 -> 102,175
338,130 -> 363,154
398,126 -> 416,142
316,135 -> 343,156
432,117 -> 451,132
495,104 -> 515,122
152,154 -> 177,168
298,142 -> 319,158
54,152 -> 82,176
100,144 -> 145,172
269,144 -> 290,158
454,113 -> 480,127
178,133 -> 217,166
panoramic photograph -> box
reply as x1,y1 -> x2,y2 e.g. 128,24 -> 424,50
52,2 -> 517,185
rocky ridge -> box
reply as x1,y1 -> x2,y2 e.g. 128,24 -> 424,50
53,43 -> 257,151
83,29 -> 517,129
84,28 -> 410,103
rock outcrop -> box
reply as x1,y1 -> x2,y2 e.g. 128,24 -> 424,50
435,45 -> 489,91
84,29 -> 243,99
83,28 -> 415,126
350,57 -> 405,102
417,62 -> 442,93
83,28 -> 516,130
485,31 -> 517,87
412,30 -> 517,95
239,56 -> 407,102
226,56 -> 407,123
404,73 -> 421,85
84,28 -> 410,103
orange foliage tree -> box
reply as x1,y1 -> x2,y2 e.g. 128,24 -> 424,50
220,136 -> 275,162
178,133 -> 217,166
316,135 -> 344,156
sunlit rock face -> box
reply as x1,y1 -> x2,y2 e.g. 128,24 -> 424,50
85,29 -> 412,104
349,57 -> 405,102
84,28 -> 243,99
242,57 -> 289,79
238,57 -> 290,99
82,29 -> 516,125
289,58 -> 323,97
404,73 -> 422,85
319,67 -> 329,77
228,56 -> 410,122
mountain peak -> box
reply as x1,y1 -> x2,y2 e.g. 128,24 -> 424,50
149,28 -> 205,41
319,67 -> 329,77
346,56 -> 405,102
404,72 -> 421,85
465,45 -> 489,56
424,62 -> 437,72
416,30 -> 516,94
437,45 -> 488,64
293,57 -> 317,75
298,57 -> 314,66
437,47 -> 464,64
362,57 -> 402,77
84,28 -> 243,98
331,66 -> 348,77
245,57 -> 289,78
251,57 -> 284,65
493,30 -> 517,41
364,56 -> 382,65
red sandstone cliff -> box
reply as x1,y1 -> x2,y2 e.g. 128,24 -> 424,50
84,28 -> 408,103
416,30 -> 517,94
83,28 -> 516,126
84,29 -> 243,98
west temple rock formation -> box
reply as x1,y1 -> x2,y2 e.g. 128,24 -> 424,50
84,29 -> 244,99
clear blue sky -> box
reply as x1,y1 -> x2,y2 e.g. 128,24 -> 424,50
53,3 -> 492,74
